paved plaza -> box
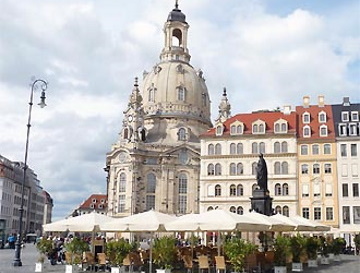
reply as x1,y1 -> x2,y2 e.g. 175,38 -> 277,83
0,243 -> 359,273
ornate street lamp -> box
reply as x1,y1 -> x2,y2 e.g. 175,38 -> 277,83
13,79 -> 48,266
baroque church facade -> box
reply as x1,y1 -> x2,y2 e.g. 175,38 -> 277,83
105,4 -> 213,217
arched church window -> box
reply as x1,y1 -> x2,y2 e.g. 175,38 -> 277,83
281,141 -> 288,153
259,142 -> 266,154
229,184 -> 236,196
283,206 -> 289,216
230,143 -> 236,155
229,163 -> 236,176
148,87 -> 156,102
274,142 -> 280,153
237,184 -> 244,196
215,144 -> 222,155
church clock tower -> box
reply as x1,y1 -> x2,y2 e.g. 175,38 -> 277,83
106,2 -> 212,217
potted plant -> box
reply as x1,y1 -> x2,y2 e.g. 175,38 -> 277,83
332,237 -> 346,261
273,235 -> 290,273
105,238 -> 132,273
35,238 -> 54,272
64,237 -> 90,273
152,236 -> 177,273
289,234 -> 306,272
306,237 -> 320,267
224,237 -> 257,273
354,235 -> 360,255
319,237 -> 330,264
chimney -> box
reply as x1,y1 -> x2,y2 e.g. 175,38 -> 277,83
318,95 -> 325,107
303,96 -> 310,108
283,105 -> 292,115
343,96 -> 350,106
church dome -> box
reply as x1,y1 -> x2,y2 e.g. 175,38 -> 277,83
140,61 -> 211,125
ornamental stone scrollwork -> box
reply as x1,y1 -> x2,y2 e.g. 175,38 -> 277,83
153,64 -> 162,74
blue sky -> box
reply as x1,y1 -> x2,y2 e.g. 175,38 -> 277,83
0,0 -> 359,220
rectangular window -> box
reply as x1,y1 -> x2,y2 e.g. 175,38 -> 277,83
313,164 -> 320,174
326,207 -> 333,221
341,144 -> 347,157
342,184 -> 349,197
323,144 -> 331,154
324,163 -> 332,174
349,124 -> 357,136
314,207 -> 321,220
351,111 -> 359,121
302,208 -> 310,219
312,144 -> 319,155
325,184 -> 333,197
353,206 -> 360,224
300,145 -> 308,155
351,144 -> 357,157
301,164 -> 309,174
343,206 -> 350,224
145,195 -> 155,211
342,164 -> 348,177
342,111 -> 349,122
314,184 -> 321,197
352,164 -> 359,177
302,184 -> 309,197
118,195 -> 126,213
339,124 -> 347,136
353,183 -> 359,197
178,195 -> 187,214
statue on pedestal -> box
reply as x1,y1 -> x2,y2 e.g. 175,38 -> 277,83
256,153 -> 268,191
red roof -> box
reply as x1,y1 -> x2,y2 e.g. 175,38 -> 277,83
201,111 -> 297,137
295,105 -> 335,140
79,194 -> 107,210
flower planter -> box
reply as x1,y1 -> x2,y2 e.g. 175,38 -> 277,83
334,255 -> 341,262
274,266 -> 287,273
292,262 -> 303,272
308,259 -> 318,267
111,267 -> 121,273
65,265 -> 76,273
320,257 -> 330,265
156,269 -> 171,273
329,253 -> 334,261
35,262 -> 43,272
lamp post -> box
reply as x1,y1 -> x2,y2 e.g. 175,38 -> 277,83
13,79 -> 48,267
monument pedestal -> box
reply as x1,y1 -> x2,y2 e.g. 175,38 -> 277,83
250,188 -> 273,216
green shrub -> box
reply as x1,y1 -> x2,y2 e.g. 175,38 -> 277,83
224,237 -> 257,272
306,237 -> 320,260
65,237 -> 90,265
290,234 -> 306,263
106,238 -> 132,266
152,236 -> 177,269
273,235 -> 290,266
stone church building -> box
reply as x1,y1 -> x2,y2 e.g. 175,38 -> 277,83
105,3 -> 213,217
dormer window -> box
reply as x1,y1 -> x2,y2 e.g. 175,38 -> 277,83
319,125 -> 328,137
318,111 -> 327,123
342,111 -> 349,122
351,111 -> 359,121
230,121 -> 244,135
349,123 -> 358,136
252,120 -> 265,134
92,198 -> 96,203
339,124 -> 347,136
177,86 -> 186,101
178,128 -> 187,141
274,119 -> 288,133
303,125 -> 311,137
216,124 -> 224,136
101,199 -> 105,204
90,204 -> 95,209
303,112 -> 310,124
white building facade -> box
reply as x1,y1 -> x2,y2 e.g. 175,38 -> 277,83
199,102 -> 299,216
333,97 -> 360,243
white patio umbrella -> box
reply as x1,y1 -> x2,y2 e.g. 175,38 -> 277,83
165,209 -> 271,232
165,209 -> 271,256
43,211 -> 114,232
290,215 -> 330,232
243,211 -> 296,232
100,210 -> 176,273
